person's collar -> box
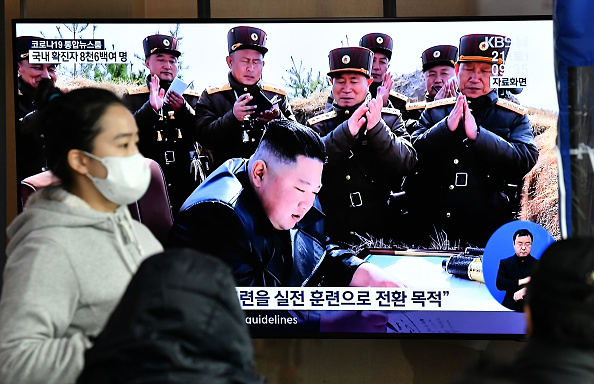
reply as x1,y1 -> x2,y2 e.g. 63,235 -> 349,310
331,92 -> 371,117
228,72 -> 261,95
145,74 -> 172,92
18,76 -> 36,101
466,89 -> 498,108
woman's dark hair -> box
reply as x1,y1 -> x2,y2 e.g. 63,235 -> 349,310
32,79 -> 124,188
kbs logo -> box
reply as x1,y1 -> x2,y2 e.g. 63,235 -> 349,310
481,36 -> 512,49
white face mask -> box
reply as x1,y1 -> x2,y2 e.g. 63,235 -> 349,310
83,151 -> 151,205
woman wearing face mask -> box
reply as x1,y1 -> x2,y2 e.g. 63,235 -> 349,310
0,80 -> 163,384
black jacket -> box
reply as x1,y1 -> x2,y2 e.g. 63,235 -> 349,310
169,158 -> 363,287
78,248 -> 262,384
514,338 -> 594,384
404,90 -> 539,246
122,76 -> 200,214
496,254 -> 537,311
307,100 -> 416,243
16,77 -> 47,187
195,73 -> 295,170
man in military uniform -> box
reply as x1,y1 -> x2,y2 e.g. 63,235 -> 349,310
404,45 -> 458,131
15,36 -> 59,189
122,34 -> 200,215
194,26 -> 295,171
359,33 -> 410,111
404,34 -> 539,247
307,47 -> 417,245
326,33 -> 409,114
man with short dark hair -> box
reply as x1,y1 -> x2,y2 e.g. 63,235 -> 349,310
170,119 -> 402,287
308,46 -> 416,244
404,34 -> 539,246
496,229 -> 537,311
195,26 -> 295,171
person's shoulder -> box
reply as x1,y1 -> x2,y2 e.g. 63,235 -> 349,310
126,85 -> 149,95
261,82 -> 287,96
426,97 -> 456,109
389,90 -> 409,103
500,254 -> 517,264
182,159 -> 248,210
182,88 -> 201,98
307,110 -> 338,126
381,107 -> 402,116
406,100 -> 427,111
205,83 -> 232,95
495,98 -> 529,116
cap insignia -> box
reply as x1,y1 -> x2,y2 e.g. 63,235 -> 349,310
251,33 -> 258,41
433,51 -> 440,58
163,39 -> 170,47
342,55 -> 351,64
479,41 -> 489,51
376,36 -> 384,44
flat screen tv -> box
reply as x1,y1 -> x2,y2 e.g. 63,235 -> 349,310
12,16 -> 558,338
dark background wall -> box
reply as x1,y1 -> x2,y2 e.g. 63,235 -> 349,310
3,1 -> 553,382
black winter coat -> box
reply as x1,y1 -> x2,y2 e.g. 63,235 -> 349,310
78,248 -> 262,384
404,90 -> 538,246
308,101 -> 416,244
195,73 -> 295,170
122,77 -> 200,214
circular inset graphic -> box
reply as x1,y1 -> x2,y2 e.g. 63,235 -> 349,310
483,221 -> 555,312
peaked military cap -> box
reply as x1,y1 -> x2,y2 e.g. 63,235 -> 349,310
421,45 -> 458,71
16,36 -> 42,61
143,34 -> 181,58
328,47 -> 374,78
228,26 -> 268,55
359,33 -> 393,60
458,34 -> 511,65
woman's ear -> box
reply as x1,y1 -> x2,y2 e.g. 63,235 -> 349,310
67,149 -> 91,176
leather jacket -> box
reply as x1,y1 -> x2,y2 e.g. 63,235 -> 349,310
169,158 -> 363,287
195,73 -> 295,170
307,99 -> 416,243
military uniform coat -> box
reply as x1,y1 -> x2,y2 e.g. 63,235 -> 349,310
122,77 -> 200,215
195,73 -> 295,171
308,100 -> 416,244
404,90 -> 539,246
16,77 -> 48,189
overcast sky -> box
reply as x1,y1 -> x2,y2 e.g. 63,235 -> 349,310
16,19 -> 557,112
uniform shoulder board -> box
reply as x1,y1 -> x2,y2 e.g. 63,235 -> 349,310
496,98 -> 528,116
426,97 -> 456,109
262,83 -> 287,96
206,83 -> 232,94
381,107 -> 401,116
406,101 -> 426,111
307,110 -> 338,126
183,89 -> 201,97
126,85 -> 149,95
389,90 -> 409,103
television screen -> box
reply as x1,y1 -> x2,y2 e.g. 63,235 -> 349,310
12,17 -> 558,338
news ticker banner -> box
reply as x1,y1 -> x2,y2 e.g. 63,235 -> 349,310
29,50 -> 129,64
236,287 -> 508,312
24,38 -> 128,64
